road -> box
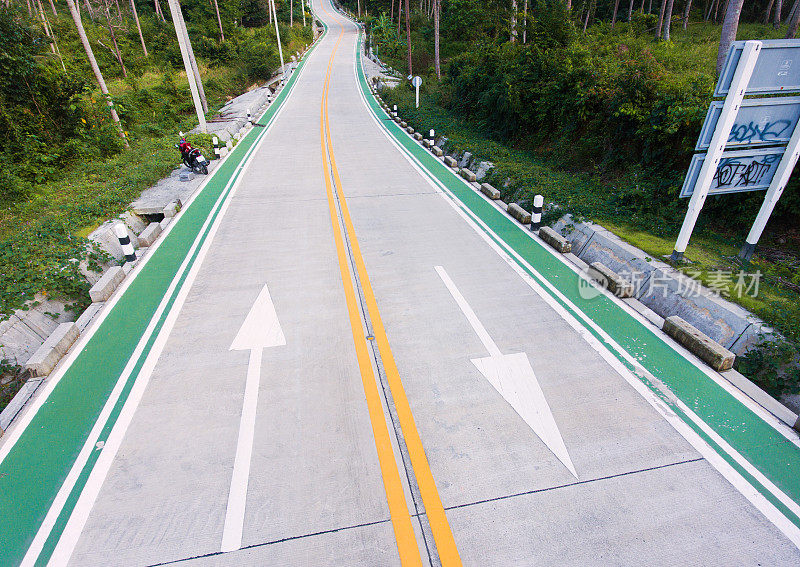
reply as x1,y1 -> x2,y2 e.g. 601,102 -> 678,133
2,1 -> 800,565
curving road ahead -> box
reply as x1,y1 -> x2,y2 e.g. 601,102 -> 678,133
2,1 -> 800,565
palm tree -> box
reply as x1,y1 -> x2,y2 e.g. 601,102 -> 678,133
65,0 -> 129,147
130,0 -> 148,56
718,0 -> 745,72
404,0 -> 412,75
433,0 -> 440,78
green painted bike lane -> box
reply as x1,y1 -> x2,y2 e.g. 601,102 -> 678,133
354,34 -> 800,533
0,38 -> 322,567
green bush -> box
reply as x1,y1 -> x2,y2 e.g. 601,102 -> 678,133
737,340 -> 800,397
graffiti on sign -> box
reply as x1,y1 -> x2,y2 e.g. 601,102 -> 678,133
695,97 -> 800,150
680,148 -> 784,197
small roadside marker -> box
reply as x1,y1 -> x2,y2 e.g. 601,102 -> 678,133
113,223 -> 136,263
213,136 -> 220,159
531,194 -> 543,232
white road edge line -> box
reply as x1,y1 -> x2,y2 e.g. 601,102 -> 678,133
18,51 -> 316,567
354,54 -> 800,549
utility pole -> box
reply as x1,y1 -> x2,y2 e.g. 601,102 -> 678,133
173,0 -> 208,112
65,0 -> 129,147
166,0 -> 207,132
269,0 -> 286,81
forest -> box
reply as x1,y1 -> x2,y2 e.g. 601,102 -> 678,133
342,0 -> 800,395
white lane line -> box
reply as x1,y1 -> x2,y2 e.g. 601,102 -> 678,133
38,58 -> 317,567
354,72 -> 800,549
221,285 -> 286,552
435,265 -> 577,479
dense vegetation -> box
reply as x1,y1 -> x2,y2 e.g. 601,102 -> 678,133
345,0 -> 800,395
0,0 -> 312,406
0,1 -> 311,319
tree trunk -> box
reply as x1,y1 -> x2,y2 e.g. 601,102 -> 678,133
434,0 -> 440,78
663,0 -> 675,39
291,0 -> 294,25
213,0 -> 224,40
390,0 -> 394,23
628,0 -> 634,20
582,0 -> 592,31
787,0 -> 799,23
84,0 -> 94,20
102,0 -> 127,77
656,0 -> 667,36
523,0 -> 528,43
404,0 -> 412,74
683,0 -> 692,28
398,0 -> 401,35
612,0 -> 620,26
48,0 -> 57,15
511,0 -> 517,42
765,0 -> 775,23
717,0 -> 744,73
774,0 -> 784,27
703,0 -> 718,22
648,0 -> 652,14
130,0 -> 148,56
786,0 -> 800,37
356,0 -> 360,17
66,0 -> 128,147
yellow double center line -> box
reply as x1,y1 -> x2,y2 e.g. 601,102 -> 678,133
317,4 -> 462,566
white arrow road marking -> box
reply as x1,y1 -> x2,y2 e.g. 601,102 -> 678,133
435,266 -> 577,479
221,284 -> 286,553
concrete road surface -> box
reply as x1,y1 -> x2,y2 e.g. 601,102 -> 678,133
2,1 -> 800,565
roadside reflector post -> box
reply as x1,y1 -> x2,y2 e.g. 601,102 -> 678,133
213,136 -> 220,159
393,104 -> 397,117
247,109 -> 252,124
429,129 -> 435,145
670,41 -> 761,264
531,194 -> 543,232
114,223 -> 137,263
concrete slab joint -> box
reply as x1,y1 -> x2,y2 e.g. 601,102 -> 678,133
588,262 -> 634,298
89,266 -> 125,303
663,316 -> 735,371
540,226 -> 572,253
507,203 -> 532,225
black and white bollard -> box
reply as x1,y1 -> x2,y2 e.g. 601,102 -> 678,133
429,129 -> 435,146
247,109 -> 252,124
531,194 -> 543,232
114,223 -> 137,263
393,105 -> 397,118
213,136 -> 220,159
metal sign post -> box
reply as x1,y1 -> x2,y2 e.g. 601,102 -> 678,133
412,76 -> 422,108
740,114 -> 800,260
670,41 -> 762,263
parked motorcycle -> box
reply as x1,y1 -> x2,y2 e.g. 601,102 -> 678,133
175,138 -> 209,175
